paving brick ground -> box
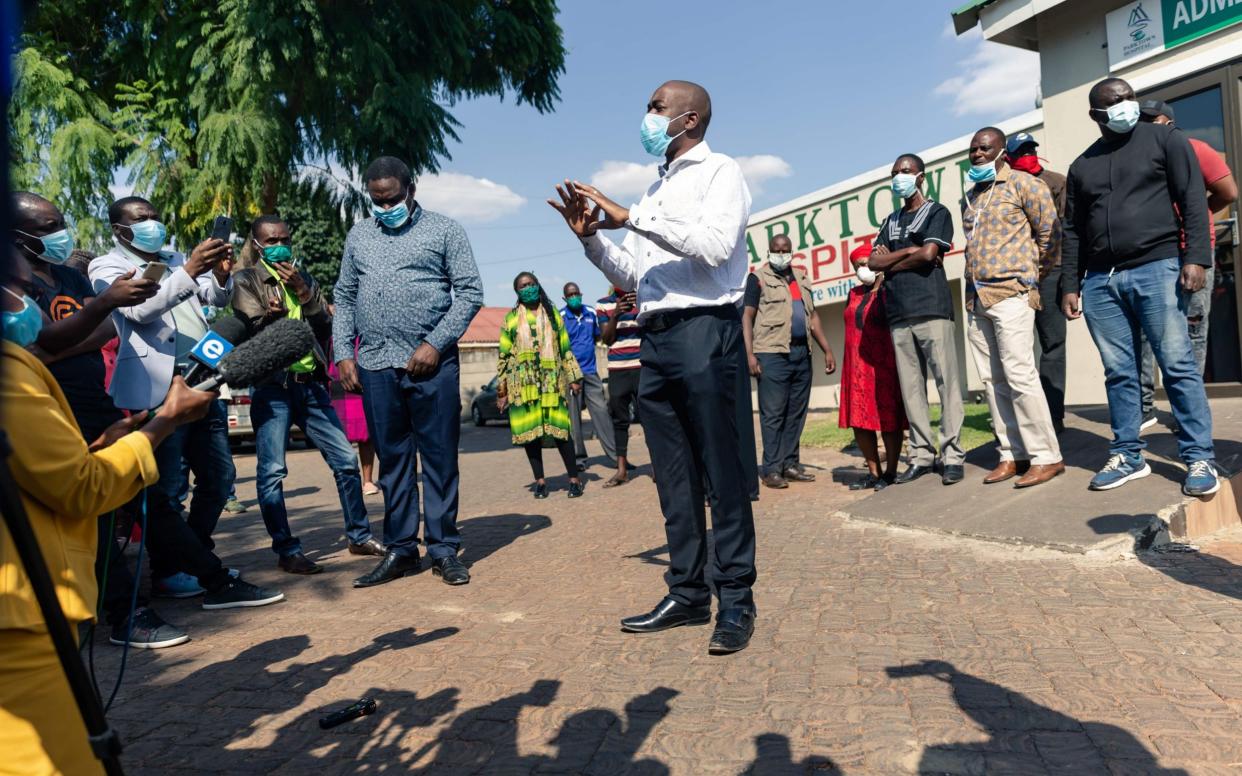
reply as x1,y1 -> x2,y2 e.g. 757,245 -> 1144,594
90,422 -> 1242,775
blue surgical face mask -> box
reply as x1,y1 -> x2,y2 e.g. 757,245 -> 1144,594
891,173 -> 919,199
17,228 -> 74,264
371,190 -> 412,229
2,288 -> 44,348
1101,100 -> 1140,134
967,157 -> 998,183
115,219 -> 168,253
640,111 -> 690,157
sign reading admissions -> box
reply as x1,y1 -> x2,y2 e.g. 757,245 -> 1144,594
1107,0 -> 1242,71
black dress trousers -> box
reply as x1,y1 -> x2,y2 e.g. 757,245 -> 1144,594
637,305 -> 757,612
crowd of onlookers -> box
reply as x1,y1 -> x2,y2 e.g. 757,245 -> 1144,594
0,73 -> 1234,773
523,79 -> 1231,508
744,82 -> 1229,501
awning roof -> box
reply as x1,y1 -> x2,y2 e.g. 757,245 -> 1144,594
951,0 -> 996,35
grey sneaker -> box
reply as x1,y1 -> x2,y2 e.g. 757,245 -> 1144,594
202,578 -> 285,610
223,498 -> 248,514
110,607 -> 190,649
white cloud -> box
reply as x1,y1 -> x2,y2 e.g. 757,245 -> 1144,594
934,27 -> 1041,118
589,153 -> 793,199
589,160 -> 660,199
415,172 -> 526,224
735,154 -> 793,195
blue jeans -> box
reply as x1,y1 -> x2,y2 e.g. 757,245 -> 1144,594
1082,258 -> 1214,463
147,399 -> 233,589
358,351 -> 462,560
252,379 -> 372,556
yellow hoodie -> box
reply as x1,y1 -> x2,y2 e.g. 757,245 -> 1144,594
0,342 -> 158,632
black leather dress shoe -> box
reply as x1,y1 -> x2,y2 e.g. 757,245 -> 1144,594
894,464 -> 933,484
708,608 -> 755,655
347,537 -> 386,557
534,482 -> 549,499
353,550 -> 421,588
278,551 -> 323,575
567,480 -> 584,498
942,464 -> 965,485
620,597 -> 711,633
849,473 -> 880,491
431,555 -> 470,586
782,467 -> 816,482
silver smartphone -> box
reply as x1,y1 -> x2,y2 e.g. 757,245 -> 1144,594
141,261 -> 168,281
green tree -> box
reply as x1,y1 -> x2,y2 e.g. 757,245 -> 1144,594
10,0 -> 565,248
266,178 -> 353,302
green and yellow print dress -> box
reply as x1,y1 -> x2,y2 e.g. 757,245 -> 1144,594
496,304 -> 584,445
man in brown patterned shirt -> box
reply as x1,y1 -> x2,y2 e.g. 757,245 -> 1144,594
960,127 -> 1064,488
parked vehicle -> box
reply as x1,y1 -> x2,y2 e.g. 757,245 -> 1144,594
470,376 -> 507,426
225,386 -> 254,445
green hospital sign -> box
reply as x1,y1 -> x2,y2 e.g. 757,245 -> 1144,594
1107,0 -> 1242,70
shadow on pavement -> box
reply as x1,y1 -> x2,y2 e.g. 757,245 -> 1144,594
741,732 -> 843,775
886,660 -> 1188,774
113,627 -> 458,772
625,543 -> 670,567
458,512 -> 552,568
1137,548 -> 1242,602
400,680 -> 675,774
1088,513 -> 1159,537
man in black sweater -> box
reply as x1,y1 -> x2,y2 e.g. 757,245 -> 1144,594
1060,77 -> 1218,497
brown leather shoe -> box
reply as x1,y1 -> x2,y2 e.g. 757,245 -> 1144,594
348,537 -> 387,557
1015,462 -> 1065,488
760,473 -> 788,490
983,460 -> 1030,484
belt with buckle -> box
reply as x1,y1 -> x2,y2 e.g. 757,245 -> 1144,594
642,304 -> 735,333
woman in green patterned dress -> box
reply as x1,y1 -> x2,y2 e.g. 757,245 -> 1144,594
496,272 -> 586,498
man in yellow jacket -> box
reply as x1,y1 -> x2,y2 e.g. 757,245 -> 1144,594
0,256 -> 219,775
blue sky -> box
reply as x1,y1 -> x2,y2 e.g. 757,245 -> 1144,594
394,1 -> 1038,306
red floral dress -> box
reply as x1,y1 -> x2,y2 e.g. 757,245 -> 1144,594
839,285 -> 907,432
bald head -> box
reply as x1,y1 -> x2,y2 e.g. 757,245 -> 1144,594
658,80 -> 711,129
12,192 -> 61,233
1089,77 -> 1134,110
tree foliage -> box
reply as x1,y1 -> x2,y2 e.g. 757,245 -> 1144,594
10,0 -> 565,249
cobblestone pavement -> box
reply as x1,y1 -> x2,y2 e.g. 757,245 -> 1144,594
91,422 -> 1242,775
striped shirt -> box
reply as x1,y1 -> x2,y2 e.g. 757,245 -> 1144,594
596,293 -> 642,371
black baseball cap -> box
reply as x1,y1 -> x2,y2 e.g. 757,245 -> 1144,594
1140,99 -> 1175,122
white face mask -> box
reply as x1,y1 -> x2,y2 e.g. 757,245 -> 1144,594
1101,100 -> 1141,134
767,252 -> 793,271
855,265 -> 877,286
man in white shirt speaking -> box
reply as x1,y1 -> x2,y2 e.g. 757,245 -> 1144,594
549,80 -> 757,655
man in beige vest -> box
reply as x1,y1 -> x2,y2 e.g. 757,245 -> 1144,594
742,234 -> 836,489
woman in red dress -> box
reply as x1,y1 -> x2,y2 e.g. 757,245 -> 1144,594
839,244 -> 907,490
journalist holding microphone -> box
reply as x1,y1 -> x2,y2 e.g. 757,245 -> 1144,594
89,196 -> 284,609
0,254 -> 220,776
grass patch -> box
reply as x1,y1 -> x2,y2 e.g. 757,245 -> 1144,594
802,403 -> 995,452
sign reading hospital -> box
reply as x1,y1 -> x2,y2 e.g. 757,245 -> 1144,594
745,148 -> 981,306
1108,0 -> 1242,70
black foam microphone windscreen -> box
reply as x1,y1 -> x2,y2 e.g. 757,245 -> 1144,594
193,318 -> 316,391
208,315 -> 249,347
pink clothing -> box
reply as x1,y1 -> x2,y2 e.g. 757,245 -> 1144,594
101,337 -> 119,390
327,344 -> 369,443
